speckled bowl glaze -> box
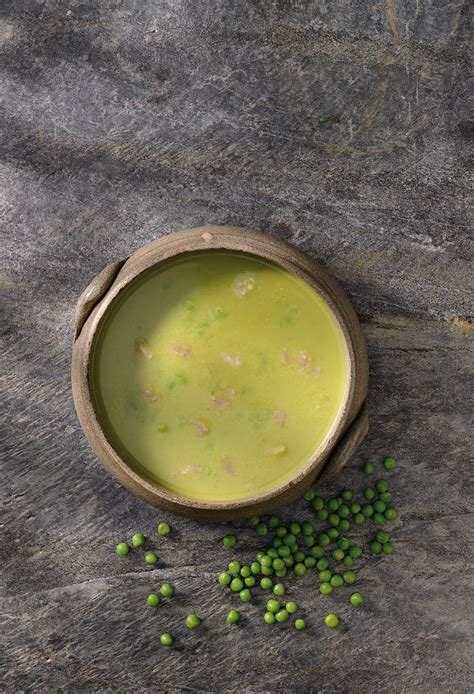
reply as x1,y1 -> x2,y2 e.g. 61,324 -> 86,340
72,226 -> 368,520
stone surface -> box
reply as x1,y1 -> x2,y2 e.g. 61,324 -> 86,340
1,1 -> 472,692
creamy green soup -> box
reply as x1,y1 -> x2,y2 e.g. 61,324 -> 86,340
92,251 -> 349,502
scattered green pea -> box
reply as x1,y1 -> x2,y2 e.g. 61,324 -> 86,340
294,563 -> 306,577
332,548 -> 345,562
294,618 -> 306,630
250,561 -> 261,575
318,533 -> 330,547
273,583 -> 286,596
362,461 -> 375,475
160,583 -> 174,597
278,545 -> 291,558
328,513 -> 340,527
382,542 -> 394,554
131,533 -> 146,548
240,588 -> 252,602
383,456 -> 397,470
350,592 -> 364,607
223,534 -> 237,548
260,577 -> 273,590
293,550 -> 305,562
283,533 -> 297,547
218,572 -> 231,586
343,570 -> 357,584
362,504 -> 374,517
316,558 -> 329,571
303,488 -> 316,501
245,576 -> 256,587
266,599 -> 281,613
317,509 -> 329,521
228,561 -> 241,574
363,488 -> 375,501
227,610 -> 240,624
290,522 -> 302,535
349,545 -> 363,559
369,541 -> 382,554
157,522 -> 171,536
247,516 -> 260,526
276,526 -> 288,538
115,542 -> 129,557
186,613 -> 201,628
374,500 -> 386,513
327,527 -> 340,540
160,632 -> 173,646
230,577 -> 244,592
275,609 -> 289,623
144,552 -> 158,565
268,515 -> 280,528
240,565 -> 251,578
327,498 -> 339,512
147,593 -> 160,607
324,613 -> 340,628
284,557 -> 295,568
319,570 -> 332,582
255,522 -> 268,537
320,582 -> 333,595
330,574 -> 344,587
339,519 -> 350,532
351,502 -> 362,514
385,507 -> 398,521
286,601 -> 298,614
338,505 -> 351,519
264,611 -> 276,624
311,546 -> 324,559
312,496 -> 325,511
375,530 -> 391,544
353,513 -> 365,525
375,479 -> 389,493
304,556 -> 316,568
267,548 -> 279,559
379,491 -> 393,504
303,535 -> 315,548
302,521 -> 314,536
343,555 -> 354,567
341,489 -> 353,501
373,512 -> 385,525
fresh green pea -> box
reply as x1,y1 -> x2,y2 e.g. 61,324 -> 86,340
227,610 -> 240,624
275,609 -> 289,623
186,613 -> 201,628
260,555 -> 272,568
266,599 -> 280,613
351,502 -> 362,514
131,533 -> 146,548
362,504 -> 374,517
273,583 -> 286,596
286,601 -> 298,614
230,577 -> 244,592
160,633 -> 173,646
272,558 -> 285,572
302,522 -> 314,536
385,507 -> 398,521
343,555 -> 354,567
293,550 -> 305,563
349,545 -> 362,559
324,613 -> 340,628
294,619 -> 306,630
379,492 -> 393,504
373,512 -> 385,525
350,592 -> 364,607
276,526 -> 288,538
251,561 -> 261,575
278,545 -> 291,558
228,561 -> 241,574
255,551 -> 266,562
312,497 -> 325,511
116,542 -> 129,557
341,489 -> 353,502
319,570 -> 332,582
267,548 -> 279,559
330,574 -> 344,587
362,461 -> 375,475
284,556 -> 295,567
244,576 -> 256,587
343,570 -> 357,584
383,456 -> 397,470
218,572 -> 231,586
303,489 -> 316,501
283,533 -> 297,547
363,488 -> 375,501
304,556 -> 316,568
375,479 -> 389,493
159,583 -> 174,597
327,528 -> 340,540
353,513 -> 365,525
290,522 -> 302,535
311,546 -> 324,559
147,593 -> 160,607
260,577 -> 273,590
223,534 -> 237,548
327,498 -> 340,512
256,522 -> 268,537
369,541 -> 382,554
264,611 -> 276,624
375,530 -> 391,544
144,552 -> 158,565
240,565 -> 251,578
318,533 -> 330,547
268,515 -> 280,528
382,542 -> 394,554
157,522 -> 171,536
332,548 -> 345,561
339,519 -> 350,532
261,565 -> 274,576
303,535 -> 315,548
317,509 -> 329,521
338,505 -> 351,519
247,516 -> 260,526
294,563 -> 306,577
319,582 -> 333,595
374,500 -> 386,514
239,588 -> 252,602
328,513 -> 340,527
272,537 -> 282,549
316,557 -> 329,571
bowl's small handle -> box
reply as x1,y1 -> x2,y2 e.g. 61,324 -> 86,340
317,400 -> 369,483
74,259 -> 127,340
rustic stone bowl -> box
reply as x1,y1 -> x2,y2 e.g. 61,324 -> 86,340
72,226 -> 368,520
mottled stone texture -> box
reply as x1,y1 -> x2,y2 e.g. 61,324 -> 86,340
1,1 -> 472,692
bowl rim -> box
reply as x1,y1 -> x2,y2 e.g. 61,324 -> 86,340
72,226 -> 368,518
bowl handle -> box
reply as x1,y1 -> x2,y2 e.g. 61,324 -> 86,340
74,259 -> 127,340
317,400 -> 369,483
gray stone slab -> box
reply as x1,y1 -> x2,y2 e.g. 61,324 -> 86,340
1,1 -> 472,692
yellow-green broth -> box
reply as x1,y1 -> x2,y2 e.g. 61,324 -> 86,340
92,251 -> 350,502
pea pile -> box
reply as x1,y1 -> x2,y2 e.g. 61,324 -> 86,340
114,455 -> 398,645
217,455 -> 398,631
